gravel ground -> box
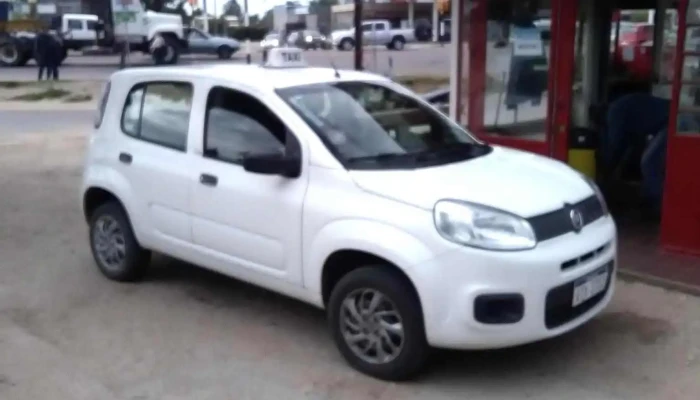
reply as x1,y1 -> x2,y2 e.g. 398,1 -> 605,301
0,129 -> 698,400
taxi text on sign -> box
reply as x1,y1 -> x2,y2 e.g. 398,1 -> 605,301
265,47 -> 307,68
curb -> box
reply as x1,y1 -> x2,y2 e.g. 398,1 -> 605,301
617,268 -> 700,297
0,102 -> 97,111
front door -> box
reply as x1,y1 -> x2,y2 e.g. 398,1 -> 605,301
661,0 -> 700,254
189,84 -> 308,284
456,0 -> 575,160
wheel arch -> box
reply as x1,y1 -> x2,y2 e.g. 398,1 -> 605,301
307,219 -> 435,309
321,250 -> 422,311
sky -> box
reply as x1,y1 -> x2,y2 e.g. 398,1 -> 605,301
202,0 -> 310,18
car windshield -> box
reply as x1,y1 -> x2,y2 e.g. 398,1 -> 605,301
190,28 -> 209,38
276,81 -> 490,170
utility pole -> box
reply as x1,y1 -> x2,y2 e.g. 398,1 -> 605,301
353,0 -> 363,70
244,0 -> 251,63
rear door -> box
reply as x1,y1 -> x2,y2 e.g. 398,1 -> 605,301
117,80 -> 195,248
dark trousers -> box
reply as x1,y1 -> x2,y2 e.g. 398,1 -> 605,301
38,61 -> 59,81
38,59 -> 58,81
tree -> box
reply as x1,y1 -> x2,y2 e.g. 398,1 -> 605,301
223,0 -> 242,19
257,9 -> 273,30
309,0 -> 338,14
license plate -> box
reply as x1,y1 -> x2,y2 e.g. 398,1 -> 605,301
572,266 -> 609,307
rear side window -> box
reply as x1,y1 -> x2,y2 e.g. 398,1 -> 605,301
121,81 -> 193,151
94,80 -> 111,129
86,20 -> 97,31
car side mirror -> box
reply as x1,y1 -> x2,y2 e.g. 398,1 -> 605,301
242,152 -> 301,178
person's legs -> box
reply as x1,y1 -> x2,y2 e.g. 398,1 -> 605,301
640,128 -> 667,213
50,62 -> 59,80
37,63 -> 45,80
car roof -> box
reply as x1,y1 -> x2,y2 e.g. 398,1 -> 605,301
111,63 -> 390,91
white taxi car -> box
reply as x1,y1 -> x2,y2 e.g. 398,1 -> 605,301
81,48 -> 616,381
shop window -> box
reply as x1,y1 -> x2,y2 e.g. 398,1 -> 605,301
677,0 -> 700,135
481,0 -> 551,141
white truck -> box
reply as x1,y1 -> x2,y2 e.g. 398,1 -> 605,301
104,0 -> 190,65
0,13 -> 99,67
0,1 -> 188,67
331,19 -> 416,51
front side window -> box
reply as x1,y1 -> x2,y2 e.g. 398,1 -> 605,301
277,81 -> 489,170
120,82 -> 193,151
67,19 -> 83,30
204,86 -> 286,165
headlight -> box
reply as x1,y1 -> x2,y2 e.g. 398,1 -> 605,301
583,176 -> 609,215
433,200 -> 537,251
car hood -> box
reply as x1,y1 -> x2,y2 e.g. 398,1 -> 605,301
348,146 -> 593,217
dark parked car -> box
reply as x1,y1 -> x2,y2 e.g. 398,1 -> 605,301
286,30 -> 331,50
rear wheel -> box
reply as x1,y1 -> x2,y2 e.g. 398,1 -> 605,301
339,38 -> 354,51
89,202 -> 151,282
328,267 -> 429,381
152,35 -> 180,65
0,38 -> 22,66
390,36 -> 406,51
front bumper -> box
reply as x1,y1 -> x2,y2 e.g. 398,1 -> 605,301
414,215 -> 617,350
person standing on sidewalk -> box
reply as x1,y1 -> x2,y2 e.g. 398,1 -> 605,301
34,28 -> 52,81
45,32 -> 63,81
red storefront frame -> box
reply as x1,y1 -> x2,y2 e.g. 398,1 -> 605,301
661,0 -> 700,256
452,0 -> 700,256
456,0 -> 576,161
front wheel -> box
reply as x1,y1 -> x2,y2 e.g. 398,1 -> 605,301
217,46 -> 232,59
328,267 -> 429,381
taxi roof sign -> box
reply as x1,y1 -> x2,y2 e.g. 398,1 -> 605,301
264,47 -> 307,68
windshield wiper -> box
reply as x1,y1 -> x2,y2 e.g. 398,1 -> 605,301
346,152 -> 418,164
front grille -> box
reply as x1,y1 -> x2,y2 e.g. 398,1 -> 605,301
527,195 -> 605,242
561,242 -> 611,271
545,260 -> 614,329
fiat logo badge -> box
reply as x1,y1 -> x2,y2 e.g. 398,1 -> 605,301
570,209 -> 584,233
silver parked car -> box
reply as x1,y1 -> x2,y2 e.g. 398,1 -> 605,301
186,28 -> 241,59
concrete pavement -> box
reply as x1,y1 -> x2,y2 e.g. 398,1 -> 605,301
0,116 -> 698,399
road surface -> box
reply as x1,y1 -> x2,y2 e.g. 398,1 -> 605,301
0,110 -> 93,135
0,115 -> 698,400
0,46 -> 455,81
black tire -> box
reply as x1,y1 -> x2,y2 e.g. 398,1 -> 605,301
217,45 -> 232,59
89,202 -> 151,282
339,38 -> 354,51
152,35 -> 180,65
390,36 -> 406,51
327,267 -> 429,381
0,38 -> 22,66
